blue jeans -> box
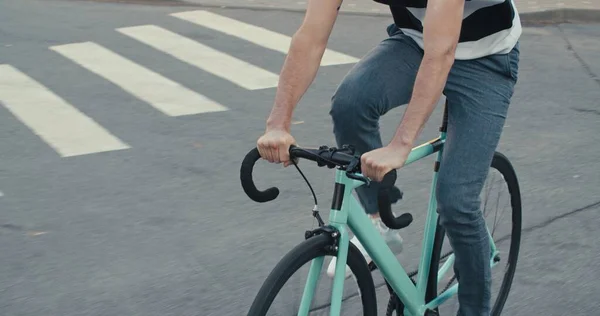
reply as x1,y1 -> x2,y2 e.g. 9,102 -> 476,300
329,25 -> 519,316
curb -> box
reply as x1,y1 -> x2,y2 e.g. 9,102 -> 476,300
520,8 -> 600,25
81,0 -> 600,24
176,1 -> 600,24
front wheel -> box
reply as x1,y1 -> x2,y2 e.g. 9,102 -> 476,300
428,152 -> 522,316
247,232 -> 378,315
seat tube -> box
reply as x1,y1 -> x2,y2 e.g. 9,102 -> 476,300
415,100 -> 449,307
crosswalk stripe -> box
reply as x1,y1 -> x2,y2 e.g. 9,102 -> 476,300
170,10 -> 360,66
116,25 -> 279,90
50,41 -> 228,117
0,64 -> 130,157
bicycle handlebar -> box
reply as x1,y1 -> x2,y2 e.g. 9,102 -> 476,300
240,147 -> 279,203
240,145 -> 356,202
239,145 -> 413,230
376,170 -> 413,230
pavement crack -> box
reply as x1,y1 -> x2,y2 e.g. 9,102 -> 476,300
557,25 -> 600,88
521,200 -> 600,235
0,223 -> 24,232
571,107 -> 600,116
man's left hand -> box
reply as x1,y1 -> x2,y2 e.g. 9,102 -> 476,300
360,144 -> 412,182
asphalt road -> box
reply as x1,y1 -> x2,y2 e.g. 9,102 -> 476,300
1,0 -> 599,315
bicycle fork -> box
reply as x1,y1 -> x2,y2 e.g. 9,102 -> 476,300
298,223 -> 349,316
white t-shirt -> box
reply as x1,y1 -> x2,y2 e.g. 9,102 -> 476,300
374,0 -> 522,60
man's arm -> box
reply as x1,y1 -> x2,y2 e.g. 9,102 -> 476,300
258,0 -> 342,164
266,0 -> 342,131
390,0 -> 464,147
361,0 -> 464,181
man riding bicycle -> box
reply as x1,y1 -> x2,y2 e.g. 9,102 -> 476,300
256,0 -> 520,315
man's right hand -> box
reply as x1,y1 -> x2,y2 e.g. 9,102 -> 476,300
257,128 -> 297,167
255,0 -> 341,167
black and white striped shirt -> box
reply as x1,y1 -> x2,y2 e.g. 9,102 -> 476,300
374,0 -> 521,59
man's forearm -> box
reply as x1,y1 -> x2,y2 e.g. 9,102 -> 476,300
390,0 -> 463,148
391,53 -> 454,146
266,32 -> 327,131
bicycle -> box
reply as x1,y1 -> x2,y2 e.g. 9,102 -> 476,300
240,101 -> 522,316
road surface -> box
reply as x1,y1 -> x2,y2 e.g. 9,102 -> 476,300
0,0 -> 599,315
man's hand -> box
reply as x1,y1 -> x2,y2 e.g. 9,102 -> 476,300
257,128 -> 297,167
360,144 -> 412,182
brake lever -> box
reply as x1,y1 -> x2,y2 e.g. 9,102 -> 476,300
345,157 -> 371,186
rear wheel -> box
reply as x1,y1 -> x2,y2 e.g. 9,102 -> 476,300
428,152 -> 522,315
247,232 -> 378,315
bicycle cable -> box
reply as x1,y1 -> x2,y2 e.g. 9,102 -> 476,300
290,147 -> 341,227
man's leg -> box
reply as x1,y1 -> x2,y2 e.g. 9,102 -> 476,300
438,44 -> 520,316
325,25 -> 423,277
330,24 -> 422,214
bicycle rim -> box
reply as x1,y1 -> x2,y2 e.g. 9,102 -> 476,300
247,233 -> 378,316
428,152 -> 522,316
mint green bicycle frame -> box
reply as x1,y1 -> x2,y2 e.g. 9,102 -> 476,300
297,123 -> 501,315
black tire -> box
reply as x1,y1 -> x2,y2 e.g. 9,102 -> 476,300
247,232 -> 378,316
426,152 -> 522,316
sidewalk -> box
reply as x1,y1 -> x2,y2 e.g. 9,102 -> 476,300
180,0 -> 600,23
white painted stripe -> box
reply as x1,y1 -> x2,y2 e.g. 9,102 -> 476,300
0,64 -> 130,157
50,42 -> 227,116
170,10 -> 360,66
117,25 -> 279,90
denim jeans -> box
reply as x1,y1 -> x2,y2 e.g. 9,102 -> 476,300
329,24 -> 519,316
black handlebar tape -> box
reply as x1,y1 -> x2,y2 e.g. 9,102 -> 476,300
380,169 -> 398,188
377,170 -> 413,230
240,148 -> 280,203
